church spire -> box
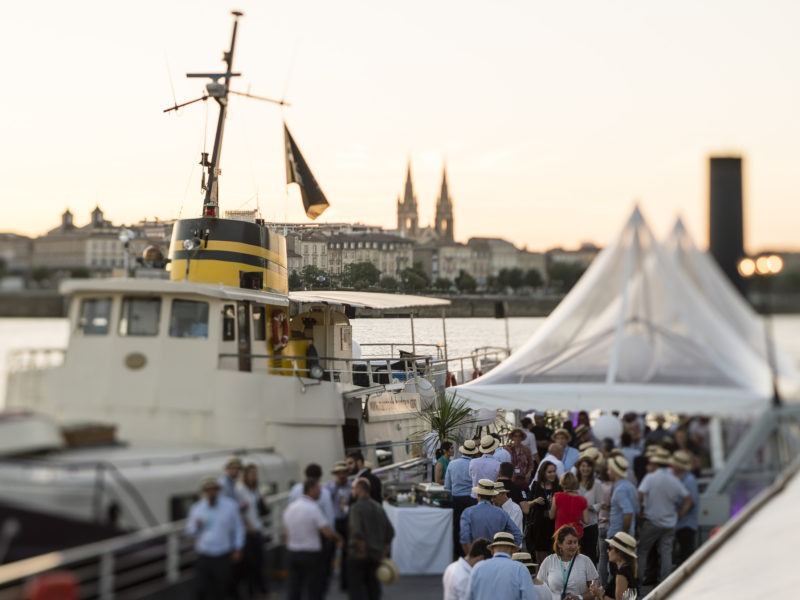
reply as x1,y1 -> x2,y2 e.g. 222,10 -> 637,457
435,163 -> 454,242
397,159 -> 418,237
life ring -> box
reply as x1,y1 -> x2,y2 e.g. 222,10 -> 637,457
271,311 -> 289,352
471,367 -> 483,380
445,372 -> 458,387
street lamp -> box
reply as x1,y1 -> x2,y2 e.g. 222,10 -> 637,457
738,254 -> 784,406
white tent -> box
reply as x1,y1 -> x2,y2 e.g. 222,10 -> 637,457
456,207 -> 778,415
648,452 -> 800,598
665,218 -> 798,387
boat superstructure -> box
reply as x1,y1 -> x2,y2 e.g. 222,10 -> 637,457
2,12 -> 507,541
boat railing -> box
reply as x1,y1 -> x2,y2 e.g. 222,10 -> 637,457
217,346 -> 509,389
5,348 -> 65,374
0,458 -> 429,599
358,342 -> 444,359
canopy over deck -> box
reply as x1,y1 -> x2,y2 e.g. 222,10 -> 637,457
456,207 -> 793,416
289,291 -> 450,310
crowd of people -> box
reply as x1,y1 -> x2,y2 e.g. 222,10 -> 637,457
442,412 -> 707,599
184,451 -> 394,600
181,412 -> 707,600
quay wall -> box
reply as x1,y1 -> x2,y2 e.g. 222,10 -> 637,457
0,291 -> 67,317
3,290 -> 800,319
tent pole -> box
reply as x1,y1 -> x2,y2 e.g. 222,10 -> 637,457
606,220 -> 638,384
441,308 -> 448,366
410,312 -> 416,356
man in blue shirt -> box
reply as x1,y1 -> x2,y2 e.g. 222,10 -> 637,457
445,440 -> 479,558
217,455 -> 243,501
460,480 -> 523,555
670,451 -> 699,566
469,436 -> 502,495
492,433 -> 512,465
606,456 -> 638,538
186,476 -> 245,600
466,531 -> 534,600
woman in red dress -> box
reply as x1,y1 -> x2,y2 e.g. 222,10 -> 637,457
549,471 -> 589,539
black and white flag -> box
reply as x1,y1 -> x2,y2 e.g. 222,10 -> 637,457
284,122 -> 330,220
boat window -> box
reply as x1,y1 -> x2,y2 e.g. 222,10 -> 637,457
119,297 -> 161,336
78,298 -> 112,335
222,304 -> 236,341
253,306 -> 266,341
169,299 -> 209,338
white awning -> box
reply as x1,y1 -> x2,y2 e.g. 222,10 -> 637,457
289,291 -> 450,310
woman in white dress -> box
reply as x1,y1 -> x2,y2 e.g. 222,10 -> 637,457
537,525 -> 599,600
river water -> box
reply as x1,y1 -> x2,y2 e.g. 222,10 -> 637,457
2,315 -> 800,406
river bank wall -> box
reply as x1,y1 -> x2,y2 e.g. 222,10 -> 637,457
2,290 -> 799,319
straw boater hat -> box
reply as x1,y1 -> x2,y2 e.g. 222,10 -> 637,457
578,441 -> 595,452
671,450 -> 692,471
494,481 -> 509,494
460,439 -> 479,455
509,427 -> 527,440
487,531 -> 519,550
574,424 -> 590,438
579,447 -> 601,463
200,476 -> 221,491
648,446 -> 671,466
225,456 -> 243,469
479,435 -> 500,454
473,479 -> 499,497
551,428 -> 572,442
607,455 -> 629,478
375,558 -> 399,584
606,532 -> 638,558
511,552 -> 538,572
331,461 -> 348,474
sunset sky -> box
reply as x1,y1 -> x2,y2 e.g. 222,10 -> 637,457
3,1 -> 799,252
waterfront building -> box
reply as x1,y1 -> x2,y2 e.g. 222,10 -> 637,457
0,233 -> 33,274
545,243 -> 601,269
326,232 -> 414,280
32,207 -> 126,275
30,208 -> 174,279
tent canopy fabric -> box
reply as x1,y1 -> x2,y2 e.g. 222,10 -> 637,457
456,207 -> 792,416
666,218 -> 797,385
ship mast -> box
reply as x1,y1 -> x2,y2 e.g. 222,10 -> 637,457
186,10 -> 243,218
164,10 -> 287,218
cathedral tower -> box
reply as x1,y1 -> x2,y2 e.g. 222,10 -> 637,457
434,165 -> 454,242
397,161 -> 419,237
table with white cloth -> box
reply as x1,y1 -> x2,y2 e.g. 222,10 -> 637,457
383,502 -> 453,575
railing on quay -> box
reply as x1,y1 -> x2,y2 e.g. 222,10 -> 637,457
0,458 -> 429,600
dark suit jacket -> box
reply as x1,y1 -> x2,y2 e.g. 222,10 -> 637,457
359,468 -> 383,503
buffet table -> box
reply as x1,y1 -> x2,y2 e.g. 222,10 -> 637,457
383,502 -> 453,575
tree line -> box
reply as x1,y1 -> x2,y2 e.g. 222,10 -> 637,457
288,261 -> 589,294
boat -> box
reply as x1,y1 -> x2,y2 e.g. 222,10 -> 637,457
0,11 -> 505,557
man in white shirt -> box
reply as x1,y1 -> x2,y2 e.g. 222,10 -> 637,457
442,538 -> 491,600
185,476 -> 245,600
283,479 -> 342,599
519,417 -> 538,458
288,463 -> 336,527
532,443 -> 566,484
493,482 -> 523,532
637,453 -> 692,584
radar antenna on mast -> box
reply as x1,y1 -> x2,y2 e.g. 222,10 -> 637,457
163,10 -> 287,217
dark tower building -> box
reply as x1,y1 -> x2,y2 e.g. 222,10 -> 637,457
709,156 -> 745,293
434,165 -> 454,242
397,162 -> 418,238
